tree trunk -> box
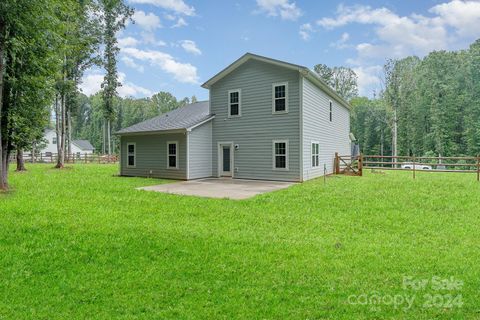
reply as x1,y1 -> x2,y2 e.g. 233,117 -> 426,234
16,149 -> 26,171
55,94 -> 63,168
107,119 -> 111,155
67,109 -> 72,157
0,20 -> 6,190
102,120 -> 106,154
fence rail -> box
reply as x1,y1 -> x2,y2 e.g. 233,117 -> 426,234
10,153 -> 118,164
335,154 -> 480,181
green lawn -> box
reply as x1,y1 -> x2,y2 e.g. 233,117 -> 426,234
1,164 -> 479,319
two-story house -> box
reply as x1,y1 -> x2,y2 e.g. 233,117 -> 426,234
116,53 -> 351,182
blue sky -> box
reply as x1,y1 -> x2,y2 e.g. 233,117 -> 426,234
80,0 -> 480,100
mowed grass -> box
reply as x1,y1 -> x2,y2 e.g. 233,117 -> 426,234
1,164 -> 480,319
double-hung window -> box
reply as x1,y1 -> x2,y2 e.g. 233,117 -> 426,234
273,140 -> 288,170
167,141 -> 178,169
127,143 -> 135,167
52,137 -> 57,145
228,89 -> 241,117
312,142 -> 319,167
272,82 -> 288,113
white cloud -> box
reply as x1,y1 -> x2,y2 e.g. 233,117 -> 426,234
118,36 -> 140,48
132,10 -> 161,31
141,32 -> 167,46
330,32 -> 350,49
121,47 -> 199,83
179,40 -> 201,55
352,65 -> 383,96
129,0 -> 195,16
79,71 -> 152,97
256,0 -> 302,21
299,23 -> 313,41
314,1 -> 480,96
430,0 -> 480,37
79,72 -> 104,96
118,73 -> 153,97
172,17 -> 188,28
121,56 -> 145,72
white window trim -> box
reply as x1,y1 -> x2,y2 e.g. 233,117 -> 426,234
272,139 -> 289,171
329,100 -> 333,122
311,141 -> 320,168
167,141 -> 179,169
272,82 -> 289,114
228,89 -> 242,118
127,142 -> 136,168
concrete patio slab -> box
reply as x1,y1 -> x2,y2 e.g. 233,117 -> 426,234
137,178 -> 296,200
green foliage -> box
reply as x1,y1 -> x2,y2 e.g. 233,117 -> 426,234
353,40 -> 480,157
314,63 -> 358,101
1,164 -> 480,318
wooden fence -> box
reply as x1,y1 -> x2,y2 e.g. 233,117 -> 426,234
10,153 -> 118,164
335,154 -> 480,181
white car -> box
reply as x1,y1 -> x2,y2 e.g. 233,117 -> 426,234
401,163 -> 432,170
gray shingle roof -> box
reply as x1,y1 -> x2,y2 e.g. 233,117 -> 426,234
116,101 -> 212,135
72,140 -> 95,151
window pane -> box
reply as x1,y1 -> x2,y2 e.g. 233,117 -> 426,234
230,103 -> 239,115
316,156 -> 319,167
128,155 -> 135,166
275,155 -> 286,168
169,155 -> 176,167
312,155 -> 315,167
128,144 -> 135,153
168,143 -> 176,155
275,142 -> 286,155
275,85 -> 285,98
275,98 -> 286,112
230,92 -> 239,103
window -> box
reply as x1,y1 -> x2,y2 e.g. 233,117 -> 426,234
329,101 -> 333,122
228,89 -> 241,117
273,140 -> 289,170
272,82 -> 288,113
127,143 -> 135,167
167,141 -> 178,169
52,137 -> 57,145
312,142 -> 319,167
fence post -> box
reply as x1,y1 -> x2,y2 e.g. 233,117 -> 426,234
358,153 -> 363,176
412,154 -> 416,180
477,155 -> 480,181
334,152 -> 339,174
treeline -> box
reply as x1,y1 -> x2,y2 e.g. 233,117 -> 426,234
349,39 -> 480,158
71,92 -> 197,154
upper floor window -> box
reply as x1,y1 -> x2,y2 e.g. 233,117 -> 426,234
312,142 -> 319,167
272,82 -> 288,114
167,141 -> 178,169
228,89 -> 241,117
329,101 -> 333,122
273,140 -> 289,170
52,137 -> 57,144
127,143 -> 135,167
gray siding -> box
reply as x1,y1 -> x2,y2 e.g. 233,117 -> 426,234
210,59 -> 301,182
188,121 -> 213,179
302,77 -> 350,180
120,133 -> 187,179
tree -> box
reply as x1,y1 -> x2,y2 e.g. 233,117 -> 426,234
99,0 -> 133,155
0,0 -> 62,189
314,64 -> 358,101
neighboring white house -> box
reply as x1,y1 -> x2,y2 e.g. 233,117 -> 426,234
41,129 -> 95,156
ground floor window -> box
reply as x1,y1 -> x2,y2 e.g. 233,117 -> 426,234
312,142 -> 319,167
167,141 -> 178,169
273,140 -> 288,170
127,143 -> 135,167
